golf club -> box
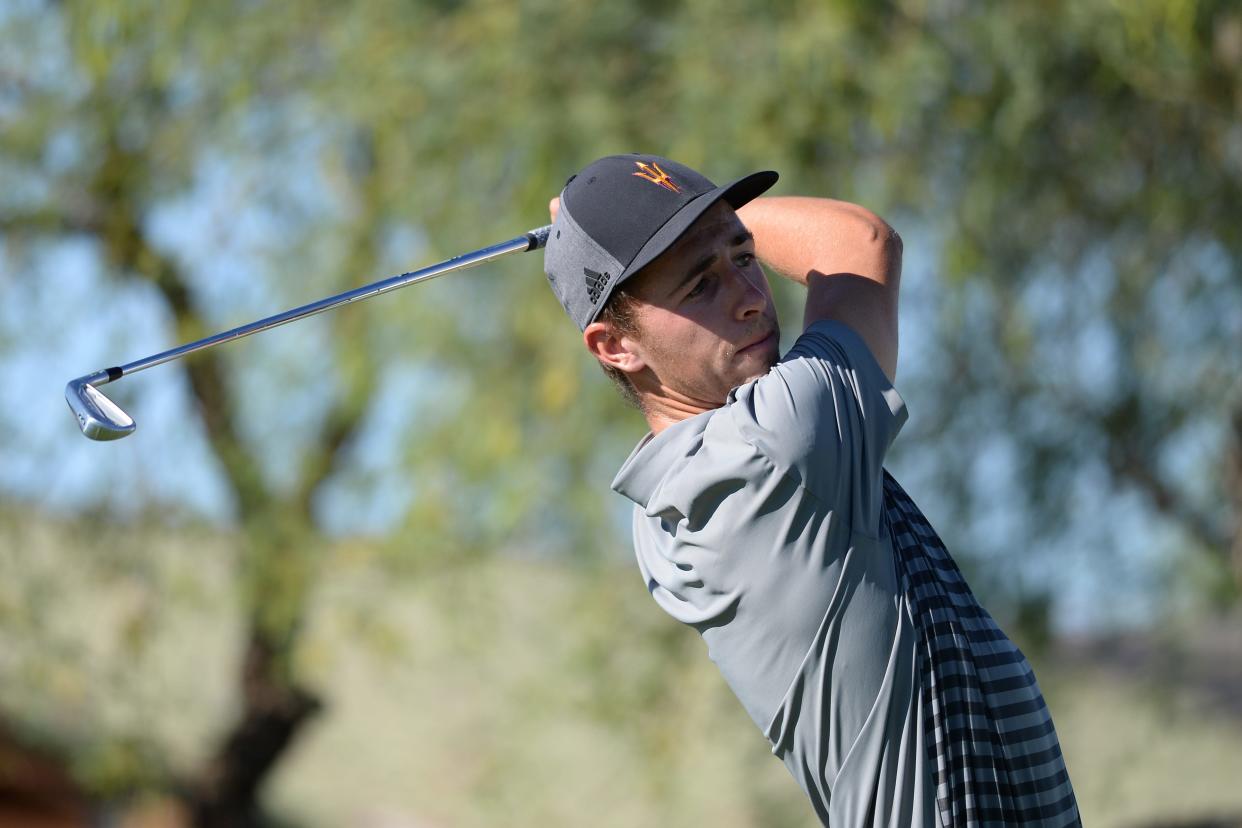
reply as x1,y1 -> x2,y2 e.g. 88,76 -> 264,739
66,225 -> 552,441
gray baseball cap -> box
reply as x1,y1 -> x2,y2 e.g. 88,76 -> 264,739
544,154 -> 778,330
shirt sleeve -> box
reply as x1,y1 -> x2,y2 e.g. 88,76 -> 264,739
727,320 -> 908,536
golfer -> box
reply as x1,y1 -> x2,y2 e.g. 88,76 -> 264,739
543,155 -> 1080,827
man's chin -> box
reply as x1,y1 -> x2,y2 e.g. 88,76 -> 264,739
732,352 -> 779,390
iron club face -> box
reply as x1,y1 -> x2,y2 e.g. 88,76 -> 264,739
66,371 -> 135,441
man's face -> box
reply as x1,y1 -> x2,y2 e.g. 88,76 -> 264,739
613,201 -> 781,407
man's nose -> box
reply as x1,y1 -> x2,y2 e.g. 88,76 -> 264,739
729,265 -> 767,319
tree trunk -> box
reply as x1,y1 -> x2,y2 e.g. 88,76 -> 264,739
185,631 -> 321,828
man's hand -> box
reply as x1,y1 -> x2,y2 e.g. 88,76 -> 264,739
549,197 -> 560,223
735,197 -> 902,381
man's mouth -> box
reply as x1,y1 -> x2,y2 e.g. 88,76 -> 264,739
737,330 -> 776,355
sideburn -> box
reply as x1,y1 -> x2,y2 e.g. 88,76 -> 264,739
597,289 -> 643,410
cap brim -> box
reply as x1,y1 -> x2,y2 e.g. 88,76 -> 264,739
608,169 -> 779,302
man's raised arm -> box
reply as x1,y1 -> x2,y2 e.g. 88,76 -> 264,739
736,197 -> 903,381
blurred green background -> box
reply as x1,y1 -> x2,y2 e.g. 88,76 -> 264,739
2,0 -> 1240,826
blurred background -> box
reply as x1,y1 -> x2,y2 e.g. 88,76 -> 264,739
2,0 -> 1240,825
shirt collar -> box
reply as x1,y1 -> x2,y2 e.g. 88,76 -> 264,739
610,412 -> 712,507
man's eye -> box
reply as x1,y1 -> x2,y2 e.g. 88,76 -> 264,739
736,252 -> 756,267
686,278 -> 707,298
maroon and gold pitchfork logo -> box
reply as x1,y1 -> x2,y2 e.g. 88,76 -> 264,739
632,161 -> 681,193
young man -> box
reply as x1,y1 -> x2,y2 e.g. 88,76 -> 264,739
543,154 -> 1080,827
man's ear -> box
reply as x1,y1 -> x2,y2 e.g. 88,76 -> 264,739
583,321 -> 646,375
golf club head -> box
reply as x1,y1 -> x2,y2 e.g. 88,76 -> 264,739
66,374 -> 135,441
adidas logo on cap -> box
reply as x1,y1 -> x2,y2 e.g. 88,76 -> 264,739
584,267 -> 611,304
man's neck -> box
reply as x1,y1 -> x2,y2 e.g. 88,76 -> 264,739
640,391 -> 719,435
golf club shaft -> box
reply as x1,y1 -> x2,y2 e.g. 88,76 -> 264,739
87,226 -> 550,388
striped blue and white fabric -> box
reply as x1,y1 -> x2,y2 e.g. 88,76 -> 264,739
884,472 -> 1081,826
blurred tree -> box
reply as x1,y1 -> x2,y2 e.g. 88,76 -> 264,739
2,0 -> 1239,823
1,2 -> 363,824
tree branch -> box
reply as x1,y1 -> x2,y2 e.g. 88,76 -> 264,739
0,205 -> 102,237
1097,391 -> 1232,568
83,136 -> 275,520
291,130 -> 384,517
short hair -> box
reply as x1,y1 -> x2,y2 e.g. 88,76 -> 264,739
595,289 -> 642,409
